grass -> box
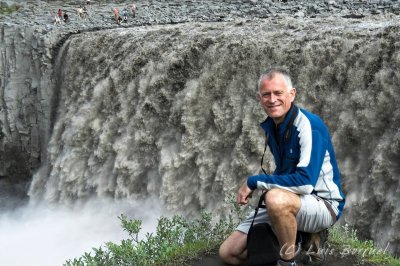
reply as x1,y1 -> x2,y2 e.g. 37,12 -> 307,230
329,224 -> 400,266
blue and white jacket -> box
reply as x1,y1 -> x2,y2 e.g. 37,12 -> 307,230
247,105 -> 345,219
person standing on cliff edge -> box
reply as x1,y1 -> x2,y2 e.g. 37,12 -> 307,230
219,68 -> 345,266
57,8 -> 62,19
131,3 -> 137,18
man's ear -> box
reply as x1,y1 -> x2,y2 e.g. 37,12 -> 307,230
290,87 -> 297,102
256,92 -> 261,101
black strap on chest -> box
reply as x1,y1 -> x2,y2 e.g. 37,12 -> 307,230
260,105 -> 298,174
260,134 -> 269,175
284,105 -> 298,144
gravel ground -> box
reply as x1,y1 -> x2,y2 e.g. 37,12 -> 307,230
1,0 -> 399,31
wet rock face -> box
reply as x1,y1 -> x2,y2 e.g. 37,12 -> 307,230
0,22 -> 59,207
0,142 -> 31,210
1,0 -> 400,255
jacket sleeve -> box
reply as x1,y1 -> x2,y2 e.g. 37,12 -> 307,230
247,130 -> 327,194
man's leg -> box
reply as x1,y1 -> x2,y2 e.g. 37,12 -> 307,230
219,230 -> 248,265
220,201 -> 271,265
265,189 -> 301,261
295,195 -> 334,264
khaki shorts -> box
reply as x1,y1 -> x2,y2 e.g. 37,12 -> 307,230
236,194 -> 334,234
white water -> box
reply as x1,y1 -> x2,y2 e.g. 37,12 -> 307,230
0,198 -> 165,266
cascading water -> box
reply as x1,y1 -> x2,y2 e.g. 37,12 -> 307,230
27,18 -> 400,256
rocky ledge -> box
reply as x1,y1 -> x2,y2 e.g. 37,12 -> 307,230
1,0 -> 399,32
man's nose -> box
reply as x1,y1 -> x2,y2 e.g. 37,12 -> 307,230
268,94 -> 276,103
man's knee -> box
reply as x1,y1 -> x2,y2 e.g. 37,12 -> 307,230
265,188 -> 300,215
219,240 -> 230,261
219,231 -> 247,264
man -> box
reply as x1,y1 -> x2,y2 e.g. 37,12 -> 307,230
57,8 -> 62,19
131,3 -> 137,18
219,68 -> 345,266
122,8 -> 128,23
113,7 -> 120,24
63,12 -> 69,23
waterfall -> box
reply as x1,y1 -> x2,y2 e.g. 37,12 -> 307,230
28,18 -> 400,255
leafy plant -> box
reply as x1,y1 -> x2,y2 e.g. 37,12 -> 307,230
65,198 -> 400,266
64,209 -> 237,266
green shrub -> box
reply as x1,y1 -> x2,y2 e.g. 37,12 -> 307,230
64,211 -> 236,266
0,5 -> 21,15
65,193 -> 249,266
65,194 -> 400,266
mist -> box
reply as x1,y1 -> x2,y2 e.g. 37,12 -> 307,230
0,197 -> 165,266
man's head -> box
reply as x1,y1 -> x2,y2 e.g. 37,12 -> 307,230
257,68 -> 296,124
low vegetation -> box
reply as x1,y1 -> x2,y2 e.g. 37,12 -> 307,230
64,195 -> 246,266
329,224 -> 400,266
65,200 -> 400,266
0,5 -> 21,15
64,212 -> 235,266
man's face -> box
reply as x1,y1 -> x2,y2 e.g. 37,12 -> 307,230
258,74 -> 296,124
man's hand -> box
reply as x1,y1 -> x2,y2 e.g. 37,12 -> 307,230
237,181 -> 253,205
